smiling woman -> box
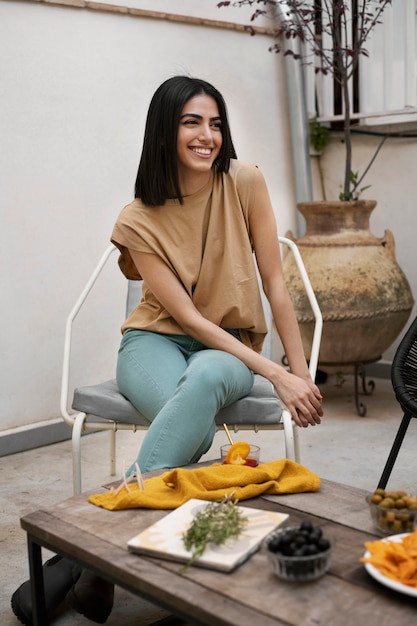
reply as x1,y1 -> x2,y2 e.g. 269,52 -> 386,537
135,76 -> 237,207
177,94 -> 223,195
112,75 -> 323,479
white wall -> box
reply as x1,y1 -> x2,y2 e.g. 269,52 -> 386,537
0,1 -> 296,436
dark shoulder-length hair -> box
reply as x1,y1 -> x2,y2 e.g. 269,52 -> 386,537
134,76 -> 237,206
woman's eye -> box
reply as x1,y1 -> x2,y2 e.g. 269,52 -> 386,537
211,122 -> 222,130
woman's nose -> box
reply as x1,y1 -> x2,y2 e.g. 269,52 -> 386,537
198,123 -> 211,142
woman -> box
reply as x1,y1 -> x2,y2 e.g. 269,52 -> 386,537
113,75 -> 323,476
11,75 -> 323,626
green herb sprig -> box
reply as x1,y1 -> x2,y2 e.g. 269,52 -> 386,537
180,496 -> 248,572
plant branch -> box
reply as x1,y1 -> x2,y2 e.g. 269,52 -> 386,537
219,0 -> 393,200
351,134 -> 388,195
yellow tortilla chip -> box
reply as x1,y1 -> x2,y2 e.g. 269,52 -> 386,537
361,528 -> 417,587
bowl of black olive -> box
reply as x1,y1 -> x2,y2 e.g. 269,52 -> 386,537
264,521 -> 332,582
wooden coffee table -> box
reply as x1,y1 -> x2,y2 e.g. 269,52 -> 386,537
20,473 -> 417,626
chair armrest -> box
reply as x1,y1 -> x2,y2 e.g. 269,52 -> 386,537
60,245 -> 117,424
278,236 -> 323,382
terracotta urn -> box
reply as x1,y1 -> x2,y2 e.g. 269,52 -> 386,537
283,200 -> 414,369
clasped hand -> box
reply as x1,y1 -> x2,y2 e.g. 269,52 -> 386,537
273,370 -> 323,428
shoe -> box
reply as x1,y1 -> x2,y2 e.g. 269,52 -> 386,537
11,554 -> 82,626
66,570 -> 114,624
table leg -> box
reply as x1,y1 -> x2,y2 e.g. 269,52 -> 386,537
27,535 -> 47,626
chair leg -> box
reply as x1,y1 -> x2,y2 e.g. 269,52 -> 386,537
377,413 -> 411,490
293,426 -> 300,464
282,409 -> 297,462
110,429 -> 117,476
72,413 -> 87,495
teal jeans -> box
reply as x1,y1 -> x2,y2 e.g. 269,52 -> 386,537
116,329 -> 254,473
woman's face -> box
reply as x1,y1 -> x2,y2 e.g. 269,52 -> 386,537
176,93 -> 223,188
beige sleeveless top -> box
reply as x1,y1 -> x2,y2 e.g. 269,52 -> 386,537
111,159 -> 267,353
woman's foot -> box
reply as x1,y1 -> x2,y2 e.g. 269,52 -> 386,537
66,569 -> 114,623
11,554 -> 82,626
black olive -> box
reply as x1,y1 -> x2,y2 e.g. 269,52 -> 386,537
309,528 -> 323,542
268,536 -> 282,552
317,538 -> 331,551
294,548 -> 306,557
299,521 -> 314,533
294,534 -> 307,547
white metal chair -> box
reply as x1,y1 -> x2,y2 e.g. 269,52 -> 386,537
61,236 -> 322,494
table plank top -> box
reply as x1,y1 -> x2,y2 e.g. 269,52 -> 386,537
20,474 -> 417,626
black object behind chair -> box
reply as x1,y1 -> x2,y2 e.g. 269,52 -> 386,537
377,316 -> 417,490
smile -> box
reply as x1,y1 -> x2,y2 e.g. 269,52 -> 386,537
189,147 -> 212,156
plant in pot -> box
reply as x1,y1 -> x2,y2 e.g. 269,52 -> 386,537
219,1 -> 414,414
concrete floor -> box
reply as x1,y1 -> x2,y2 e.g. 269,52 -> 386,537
2,373 -> 416,625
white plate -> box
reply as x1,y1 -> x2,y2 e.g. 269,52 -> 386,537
364,532 -> 417,598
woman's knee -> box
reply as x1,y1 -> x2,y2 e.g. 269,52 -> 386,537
186,350 -> 253,400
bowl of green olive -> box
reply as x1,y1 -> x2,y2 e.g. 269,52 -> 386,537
367,489 -> 417,535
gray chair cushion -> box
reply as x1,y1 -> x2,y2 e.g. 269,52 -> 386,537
72,380 -> 150,426
72,374 -> 283,427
